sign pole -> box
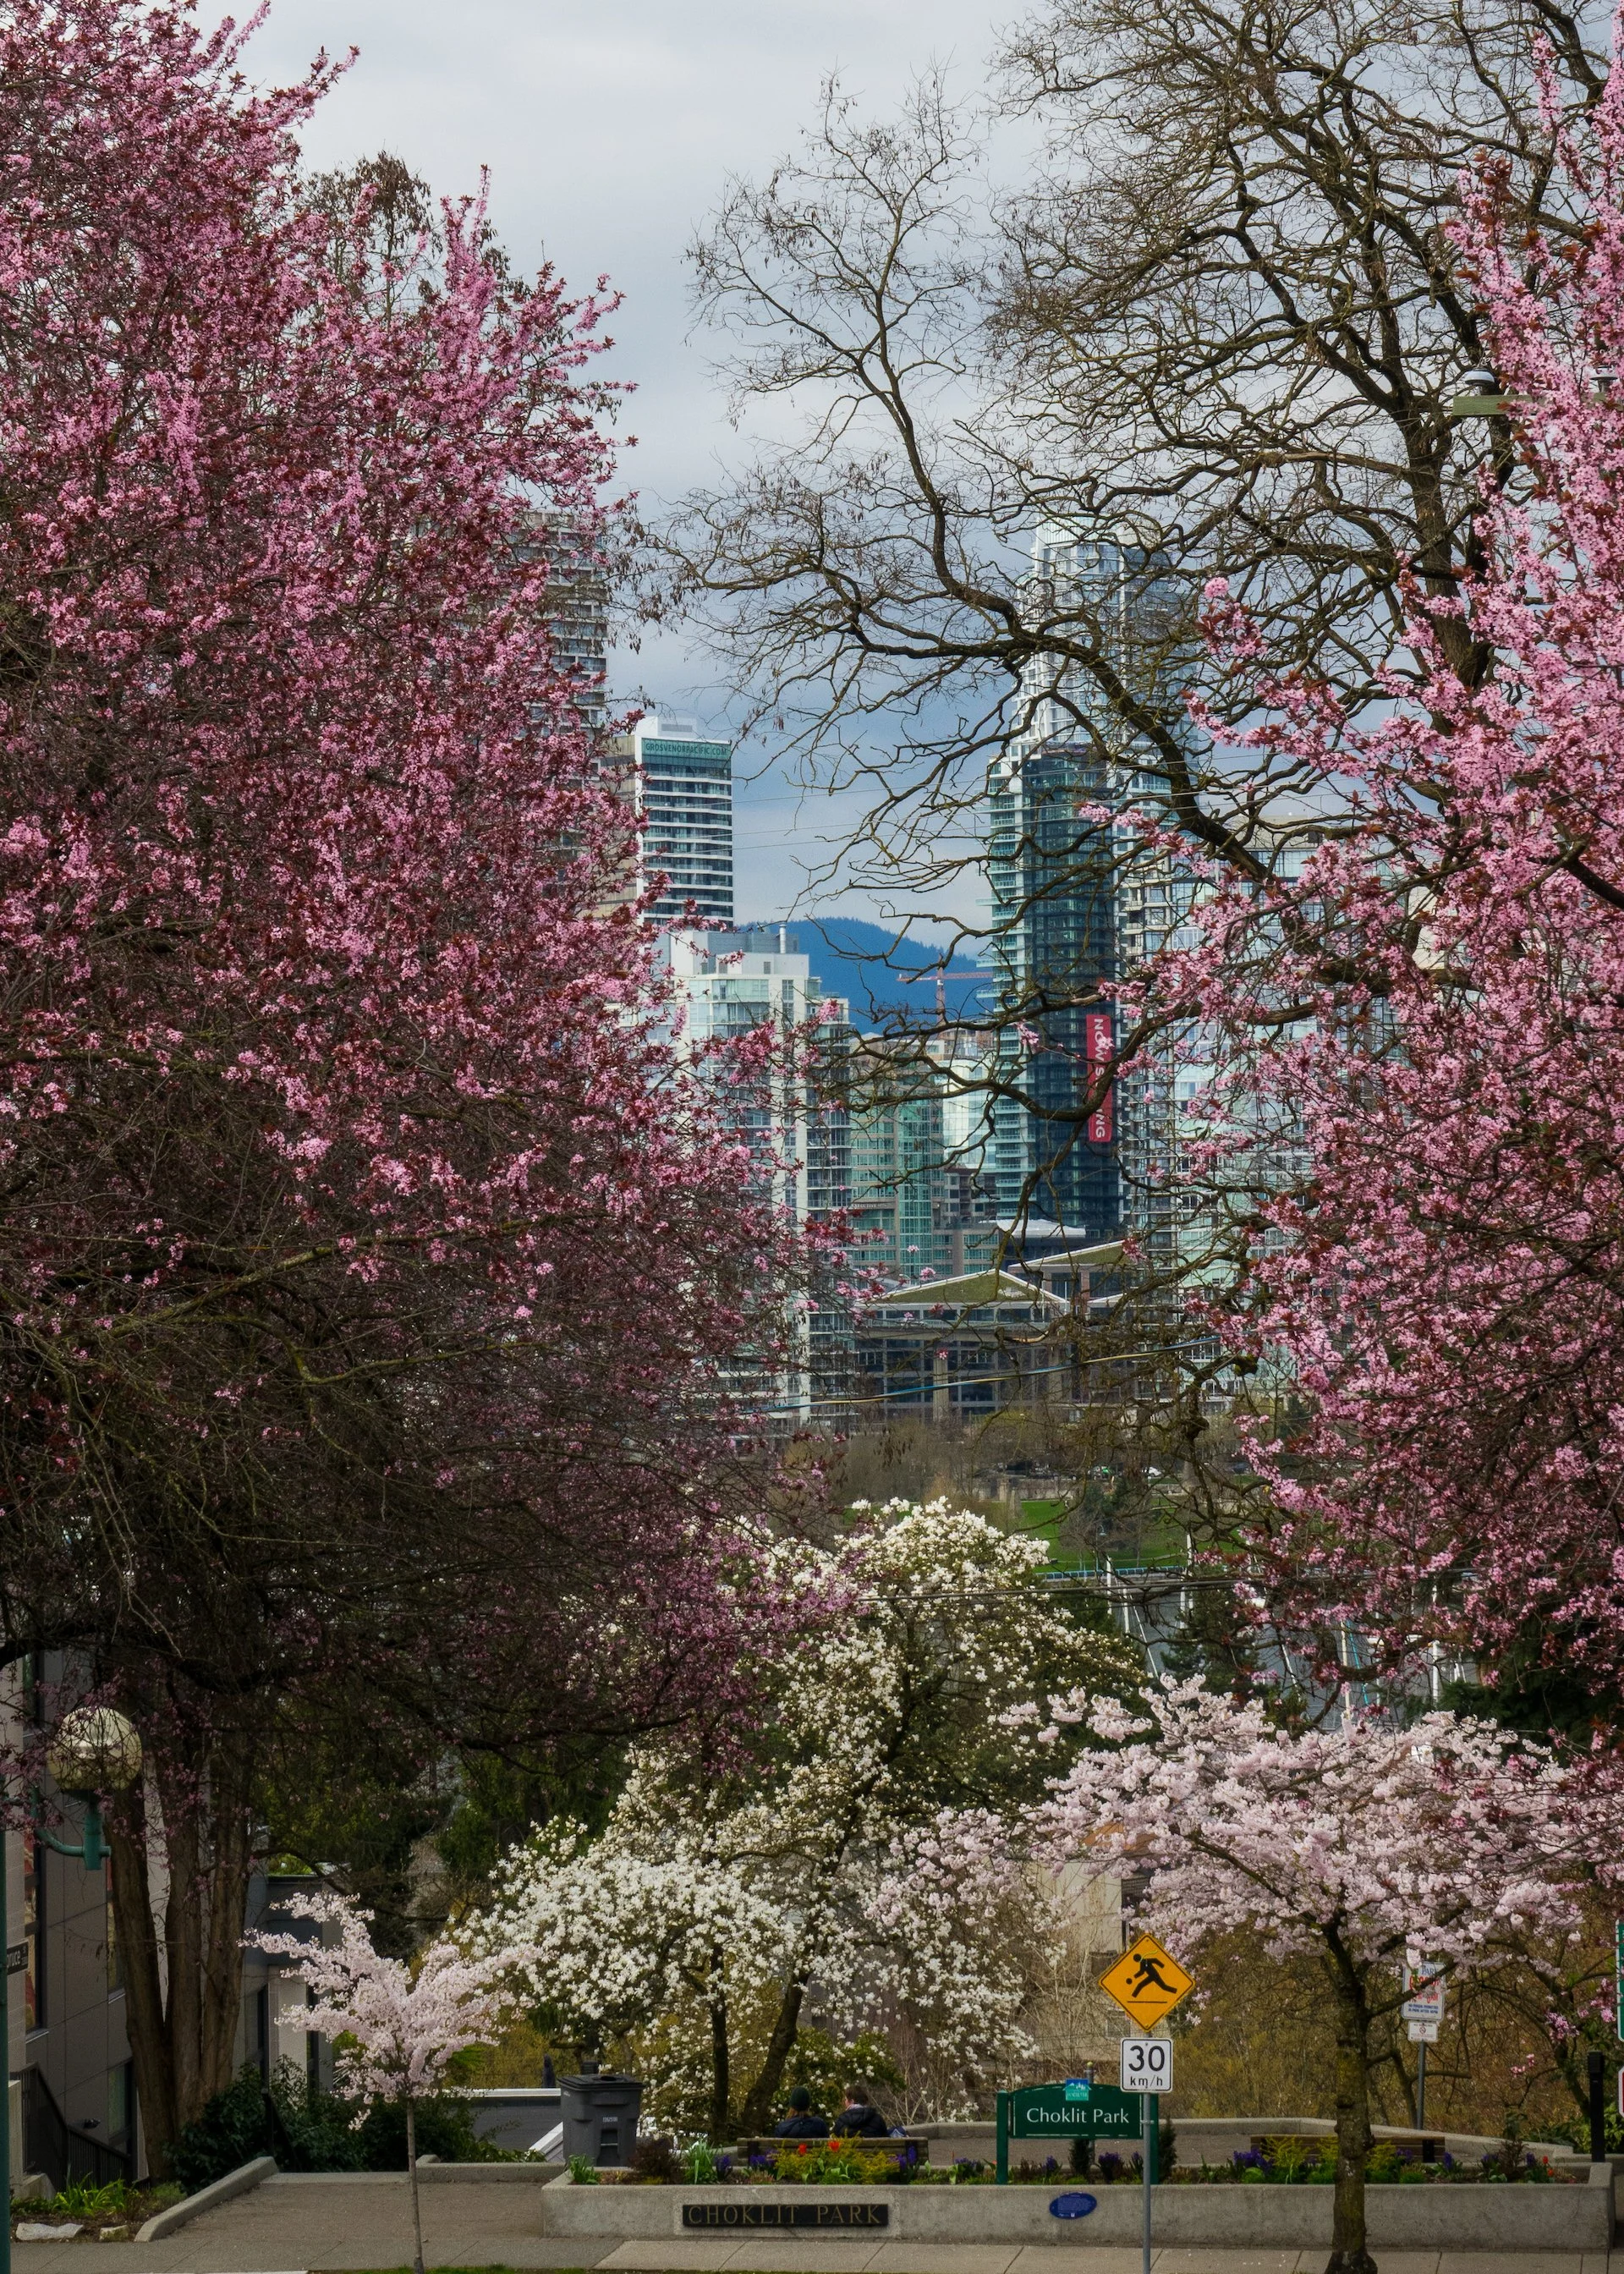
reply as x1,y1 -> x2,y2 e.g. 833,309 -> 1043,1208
1141,2088 -> 1152,2274
1095,1929 -> 1190,2274
1,1812 -> 10,2274
996,2090 -> 1008,2187
1416,2040 -> 1426,2133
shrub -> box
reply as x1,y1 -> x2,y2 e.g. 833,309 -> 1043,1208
166,2057 -> 508,2189
350,2094 -> 502,2170
168,2067 -> 283,2193
39,2180 -> 130,2220
628,2137 -> 682,2183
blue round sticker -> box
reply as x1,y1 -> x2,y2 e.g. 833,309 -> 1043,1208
1049,2192 -> 1098,2220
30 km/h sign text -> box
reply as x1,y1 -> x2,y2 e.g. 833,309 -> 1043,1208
1120,2037 -> 1173,2095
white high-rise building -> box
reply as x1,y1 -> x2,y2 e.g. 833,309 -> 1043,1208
515,508 -> 608,725
628,716 -> 734,924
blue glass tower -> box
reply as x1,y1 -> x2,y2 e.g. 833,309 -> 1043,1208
982,530 -> 1188,1241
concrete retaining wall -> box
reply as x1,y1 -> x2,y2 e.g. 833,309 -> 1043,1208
419,2160 -> 563,2183
540,2171 -> 1615,2250
134,2155 -> 277,2242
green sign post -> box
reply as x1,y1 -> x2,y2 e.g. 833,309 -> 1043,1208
995,2081 -> 1144,2185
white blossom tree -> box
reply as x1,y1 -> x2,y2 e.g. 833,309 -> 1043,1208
472,1498 -> 1139,2137
1040,1679 -> 1605,2274
250,1892 -> 513,2274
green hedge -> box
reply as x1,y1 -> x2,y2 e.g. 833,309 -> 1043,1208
167,2061 -> 508,2192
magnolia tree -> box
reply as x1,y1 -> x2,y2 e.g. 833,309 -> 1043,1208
251,1894 -> 512,2274
0,0 -> 815,2163
1041,1680 -> 1603,2274
470,1499 -> 1140,2136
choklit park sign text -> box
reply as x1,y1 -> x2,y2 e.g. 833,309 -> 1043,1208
995,2080 -> 1143,2182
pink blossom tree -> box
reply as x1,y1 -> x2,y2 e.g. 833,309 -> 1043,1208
1108,34 -> 1624,1703
251,1893 -> 513,2274
1040,1680 -> 1601,2274
0,0 -> 817,2162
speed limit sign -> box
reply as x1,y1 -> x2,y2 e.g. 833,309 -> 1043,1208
1120,2036 -> 1173,2095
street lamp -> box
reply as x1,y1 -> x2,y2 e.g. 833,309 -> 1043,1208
39,1711 -> 143,1868
2,1708 -> 142,2266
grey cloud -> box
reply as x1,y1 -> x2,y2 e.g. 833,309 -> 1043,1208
246,0 -> 1001,926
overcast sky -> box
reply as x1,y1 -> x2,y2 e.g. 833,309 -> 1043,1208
244,0 -> 1010,931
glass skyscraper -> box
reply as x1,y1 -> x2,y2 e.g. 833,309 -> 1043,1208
984,741 -> 1121,1238
983,528 -> 1190,1243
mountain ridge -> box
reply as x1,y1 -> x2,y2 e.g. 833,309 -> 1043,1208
739,915 -> 986,1030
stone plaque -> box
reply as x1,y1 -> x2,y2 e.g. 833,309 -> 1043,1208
682,2201 -> 890,2228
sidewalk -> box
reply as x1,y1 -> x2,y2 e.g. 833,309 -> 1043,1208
8,2176 -> 1616,2274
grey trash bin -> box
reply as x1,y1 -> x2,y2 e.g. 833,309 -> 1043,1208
558,2070 -> 645,2166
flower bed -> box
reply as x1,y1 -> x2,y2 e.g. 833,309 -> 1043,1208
583,2143 -> 922,2187
8,2178 -> 185,2241
1167,2136 -> 1583,2186
573,2135 -> 1584,2189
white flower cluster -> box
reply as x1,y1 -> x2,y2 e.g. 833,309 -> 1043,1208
468,1498 -> 1135,2101
474,1815 -> 796,2037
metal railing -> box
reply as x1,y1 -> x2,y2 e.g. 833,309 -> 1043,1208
20,2063 -> 133,2194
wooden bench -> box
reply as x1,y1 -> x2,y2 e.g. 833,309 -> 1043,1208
735,2136 -> 920,2170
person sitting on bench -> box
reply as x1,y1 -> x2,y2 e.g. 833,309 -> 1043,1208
774,2086 -> 830,2139
831,2083 -> 890,2139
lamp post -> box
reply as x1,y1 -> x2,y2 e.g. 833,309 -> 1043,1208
2,1709 -> 142,2270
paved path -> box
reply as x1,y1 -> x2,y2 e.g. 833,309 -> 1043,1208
9,2178 -> 1616,2274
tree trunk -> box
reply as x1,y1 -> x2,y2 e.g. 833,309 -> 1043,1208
109,1792 -> 179,2174
736,1977 -> 806,2139
107,1729 -> 259,2178
1324,1946 -> 1376,2274
707,1953 -> 731,2146
407,2096 -> 425,2274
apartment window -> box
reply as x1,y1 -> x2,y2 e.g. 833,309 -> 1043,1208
108,2061 -> 133,2149
106,1886 -> 123,1993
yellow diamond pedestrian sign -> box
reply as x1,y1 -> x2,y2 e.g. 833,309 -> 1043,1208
1098,1933 -> 1194,2027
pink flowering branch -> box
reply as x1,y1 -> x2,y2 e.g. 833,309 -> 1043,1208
250,1892 -> 515,2274
1040,1679 -> 1610,2274
1113,25 -> 1624,1700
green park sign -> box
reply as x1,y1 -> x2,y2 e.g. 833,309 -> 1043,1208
995,2081 -> 1142,2182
